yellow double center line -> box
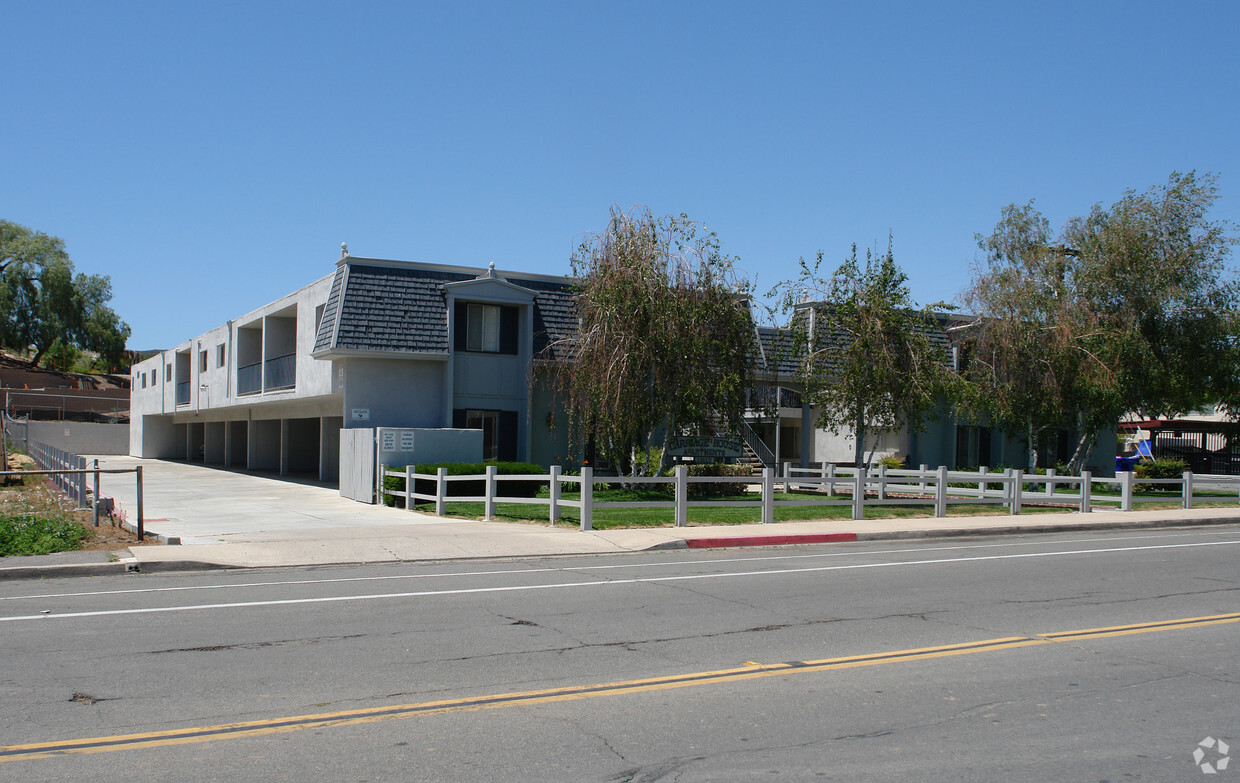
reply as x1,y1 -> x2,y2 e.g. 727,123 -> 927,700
4,611 -> 1237,762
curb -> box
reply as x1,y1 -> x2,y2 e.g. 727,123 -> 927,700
0,558 -> 141,581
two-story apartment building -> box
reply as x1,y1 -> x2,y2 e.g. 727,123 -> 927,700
130,247 -> 577,483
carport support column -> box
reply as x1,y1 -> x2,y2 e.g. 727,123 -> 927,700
800,402 -> 811,468
279,419 -> 289,476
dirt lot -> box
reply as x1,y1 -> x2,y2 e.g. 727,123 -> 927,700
2,455 -> 161,552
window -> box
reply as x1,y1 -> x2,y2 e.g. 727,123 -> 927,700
150,370 -> 157,386
955,426 -> 991,469
216,344 -> 226,368
199,350 -> 208,372
466,410 -> 499,461
454,302 -> 518,354
454,408 -> 518,461
166,365 -> 172,382
141,374 -> 147,389
468,304 -> 500,352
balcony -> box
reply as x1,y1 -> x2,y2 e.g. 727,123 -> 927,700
237,362 -> 262,395
264,353 -> 296,391
175,381 -> 191,406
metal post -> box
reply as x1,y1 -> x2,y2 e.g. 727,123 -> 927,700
1120,469 -> 1133,512
1079,470 -> 1092,514
484,465 -> 497,520
579,466 -> 593,531
675,465 -> 688,527
761,466 -> 774,524
405,464 -> 415,512
1183,470 -> 1194,510
1010,469 -> 1022,515
549,465 -> 562,526
136,465 -> 144,541
93,459 -> 100,528
435,467 -> 448,517
935,465 -> 948,518
852,467 -> 865,520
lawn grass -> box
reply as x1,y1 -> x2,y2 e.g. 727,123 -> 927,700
411,487 -> 1139,530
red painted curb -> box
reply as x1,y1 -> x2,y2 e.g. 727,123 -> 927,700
686,532 -> 858,548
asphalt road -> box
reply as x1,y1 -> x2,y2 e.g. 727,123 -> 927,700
2,527 -> 1239,782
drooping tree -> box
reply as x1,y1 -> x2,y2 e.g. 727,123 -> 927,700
544,206 -> 758,476
774,240 -> 955,468
961,171 -> 1239,473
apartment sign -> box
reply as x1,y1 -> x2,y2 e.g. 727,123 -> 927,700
664,435 -> 745,459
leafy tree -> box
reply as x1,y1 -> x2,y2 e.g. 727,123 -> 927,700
0,220 -> 131,370
774,240 -> 955,468
962,171 -> 1238,473
544,206 -> 757,476
960,203 -> 1112,471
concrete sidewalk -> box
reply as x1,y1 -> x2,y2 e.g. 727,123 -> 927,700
4,456 -> 1240,579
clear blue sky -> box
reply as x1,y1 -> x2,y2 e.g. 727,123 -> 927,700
5,1 -> 1237,350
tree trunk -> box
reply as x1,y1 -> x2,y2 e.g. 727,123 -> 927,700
854,411 -> 865,469
1066,415 -> 1096,476
1025,422 -> 1038,473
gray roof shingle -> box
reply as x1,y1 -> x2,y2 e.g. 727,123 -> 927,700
312,261 -> 577,357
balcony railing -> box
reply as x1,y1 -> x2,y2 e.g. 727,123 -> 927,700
175,381 -> 191,406
264,353 -> 296,391
237,362 -> 262,395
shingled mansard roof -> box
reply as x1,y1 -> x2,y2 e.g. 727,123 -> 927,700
310,257 -> 579,361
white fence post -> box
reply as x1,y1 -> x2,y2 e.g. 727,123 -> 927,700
435,467 -> 448,517
1182,470 -> 1193,510
1120,469 -> 1133,512
978,466 -> 988,499
484,464 -> 497,520
935,465 -> 948,517
675,465 -> 688,527
877,463 -> 888,500
1045,468 -> 1056,498
405,464 -> 415,512
1010,469 -> 1022,515
549,465 -> 562,526
919,464 -> 928,494
826,463 -> 835,495
783,461 -> 792,494
1079,470 -> 1092,514
579,466 -> 593,531
852,467 -> 866,520
761,467 -> 774,524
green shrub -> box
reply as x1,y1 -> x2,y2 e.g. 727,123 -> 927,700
408,461 -> 547,501
876,455 -> 906,469
686,463 -> 752,498
1134,457 -> 1188,492
0,512 -> 90,556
